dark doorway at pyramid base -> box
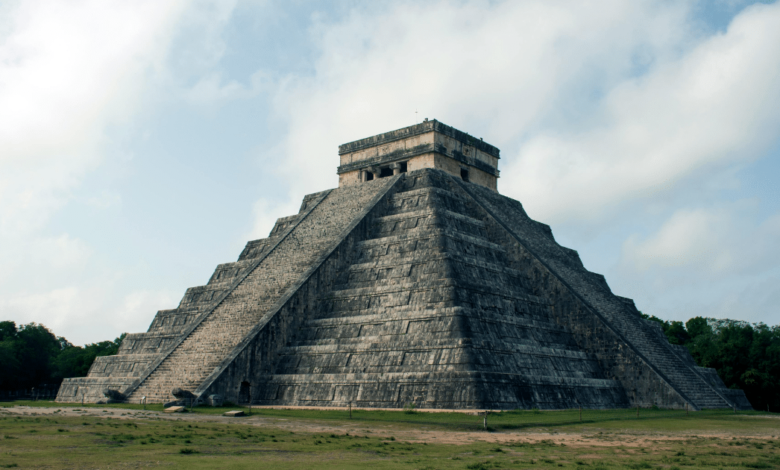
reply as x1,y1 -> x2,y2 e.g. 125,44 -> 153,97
239,381 -> 251,405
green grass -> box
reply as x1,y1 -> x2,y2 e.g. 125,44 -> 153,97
3,400 -> 772,432
1,402 -> 778,468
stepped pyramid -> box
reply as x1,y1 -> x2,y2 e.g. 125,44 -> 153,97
57,120 -> 752,410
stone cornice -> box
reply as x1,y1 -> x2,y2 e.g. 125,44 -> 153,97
336,142 -> 500,177
338,119 -> 500,159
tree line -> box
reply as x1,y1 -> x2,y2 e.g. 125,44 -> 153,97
643,314 -> 779,411
0,321 -> 125,391
1,317 -> 777,410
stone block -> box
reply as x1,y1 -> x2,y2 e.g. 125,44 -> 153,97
206,394 -> 224,407
55,122 -> 751,412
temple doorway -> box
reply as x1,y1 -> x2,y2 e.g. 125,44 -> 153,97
239,381 -> 251,404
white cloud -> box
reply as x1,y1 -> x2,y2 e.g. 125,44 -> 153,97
614,203 -> 780,324
111,289 -> 181,336
1,284 -> 179,345
707,271 -> 780,324
30,234 -> 93,272
622,204 -> 780,275
508,1 -> 780,224
0,0 -> 188,236
85,191 -> 122,209
0,0 -> 200,343
265,0 -> 695,202
0,232 -> 94,287
4,0 -> 780,344
3,287 -> 83,333
256,1 -> 780,227
252,0 -> 780,328
165,0 -> 237,75
247,197 -> 301,241
181,70 -> 270,105
622,207 -> 735,273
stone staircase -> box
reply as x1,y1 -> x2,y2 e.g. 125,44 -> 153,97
458,179 -> 750,410
56,210 -> 297,404
58,167 -> 750,410
122,179 -> 398,403
260,170 -> 627,409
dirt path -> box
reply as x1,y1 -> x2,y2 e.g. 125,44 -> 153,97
1,405 -> 776,448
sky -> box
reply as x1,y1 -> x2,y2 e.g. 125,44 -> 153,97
1,0 -> 779,346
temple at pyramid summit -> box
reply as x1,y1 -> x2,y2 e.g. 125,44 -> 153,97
57,119 -> 752,410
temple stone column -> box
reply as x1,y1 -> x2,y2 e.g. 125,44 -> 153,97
391,163 -> 401,175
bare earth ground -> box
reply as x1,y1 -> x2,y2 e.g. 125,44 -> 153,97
2,403 -> 779,469
2,405 -> 778,447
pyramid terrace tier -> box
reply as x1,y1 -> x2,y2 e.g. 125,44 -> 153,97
256,371 -> 626,410
57,168 -> 752,410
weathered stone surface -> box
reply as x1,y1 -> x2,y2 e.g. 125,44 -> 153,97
454,177 -> 751,410
249,171 -> 625,409
223,410 -> 245,417
56,121 -> 751,411
206,394 -> 223,407
164,406 -> 185,413
172,388 -> 196,399
338,119 -> 499,191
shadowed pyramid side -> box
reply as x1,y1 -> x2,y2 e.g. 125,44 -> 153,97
457,178 -> 752,410
256,169 -> 628,409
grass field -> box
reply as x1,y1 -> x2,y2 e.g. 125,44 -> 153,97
1,401 -> 778,469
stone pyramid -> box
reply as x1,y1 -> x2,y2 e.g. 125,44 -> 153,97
57,120 -> 752,410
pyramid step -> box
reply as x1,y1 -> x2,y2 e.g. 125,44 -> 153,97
122,177 -> 401,404
61,160 -> 747,410
302,307 -> 564,331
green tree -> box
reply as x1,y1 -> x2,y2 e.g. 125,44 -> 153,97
664,321 -> 690,345
0,321 -> 126,391
52,333 -> 126,379
0,340 -> 21,389
12,323 -> 61,388
685,317 -> 711,338
641,314 -> 780,411
0,320 -> 16,341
